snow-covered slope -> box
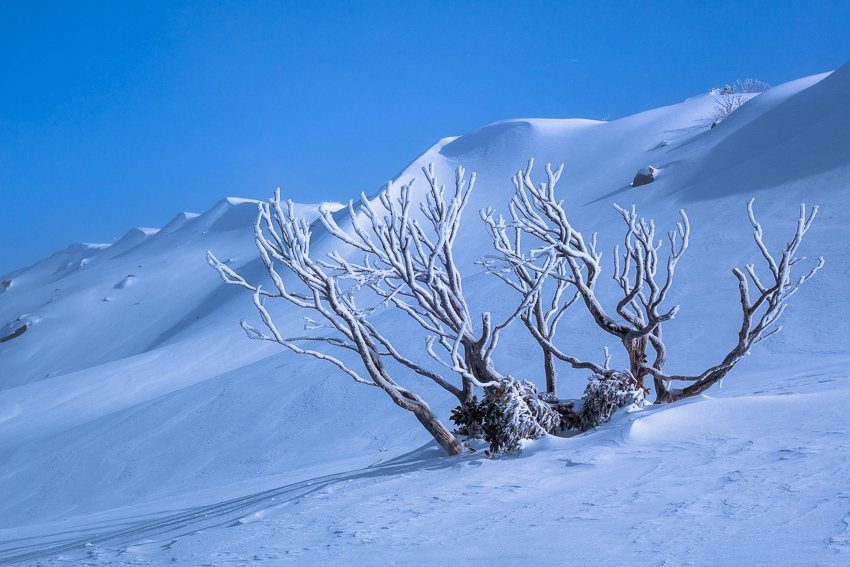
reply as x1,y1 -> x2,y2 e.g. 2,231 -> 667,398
1,63 -> 849,565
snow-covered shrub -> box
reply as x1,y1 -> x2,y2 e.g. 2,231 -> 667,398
711,92 -> 747,124
577,371 -> 645,431
450,395 -> 485,439
452,376 -> 561,455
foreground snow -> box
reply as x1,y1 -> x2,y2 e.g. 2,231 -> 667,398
1,63 -> 849,565
2,358 -> 848,565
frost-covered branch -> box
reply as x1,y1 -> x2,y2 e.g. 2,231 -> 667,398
503,159 -> 689,390
496,159 -> 819,404
480,197 -> 579,396
319,165 -> 516,402
208,190 -> 463,455
645,200 -> 822,402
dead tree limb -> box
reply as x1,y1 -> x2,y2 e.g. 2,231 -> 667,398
479,199 -> 577,396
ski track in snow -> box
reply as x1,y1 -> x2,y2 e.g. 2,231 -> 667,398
2,64 -> 850,565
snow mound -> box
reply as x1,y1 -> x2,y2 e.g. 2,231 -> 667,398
158,211 -> 200,236
113,275 -> 136,289
104,227 -> 160,259
198,197 -> 261,233
0,314 -> 42,344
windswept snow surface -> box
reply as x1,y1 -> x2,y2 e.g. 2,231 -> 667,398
1,64 -> 849,565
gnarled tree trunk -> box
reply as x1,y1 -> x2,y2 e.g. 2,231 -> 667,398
414,407 -> 463,455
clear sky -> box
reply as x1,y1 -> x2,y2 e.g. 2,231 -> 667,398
1,0 -> 848,276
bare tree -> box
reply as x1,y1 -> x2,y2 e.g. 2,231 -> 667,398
711,92 -> 749,123
207,164 -> 547,456
207,191 -> 463,455
497,159 -> 821,403
208,154 -> 819,457
319,165 -> 540,404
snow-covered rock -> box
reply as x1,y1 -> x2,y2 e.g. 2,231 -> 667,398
631,165 -> 658,186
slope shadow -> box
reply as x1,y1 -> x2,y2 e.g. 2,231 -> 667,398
583,184 -> 634,206
144,257 -> 268,352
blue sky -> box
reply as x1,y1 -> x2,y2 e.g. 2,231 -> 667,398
1,0 -> 848,276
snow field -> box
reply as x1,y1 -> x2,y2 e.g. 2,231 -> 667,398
1,63 -> 850,565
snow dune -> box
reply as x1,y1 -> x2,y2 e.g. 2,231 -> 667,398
1,62 -> 849,565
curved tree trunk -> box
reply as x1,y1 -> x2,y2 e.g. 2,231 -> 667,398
543,349 -> 557,397
653,375 -> 671,403
462,338 -> 503,402
414,407 -> 463,455
358,336 -> 464,456
625,336 -> 649,389
532,300 -> 558,397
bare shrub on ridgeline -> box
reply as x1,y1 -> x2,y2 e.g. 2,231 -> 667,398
711,79 -> 770,124
734,79 -> 770,93
711,92 -> 748,123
